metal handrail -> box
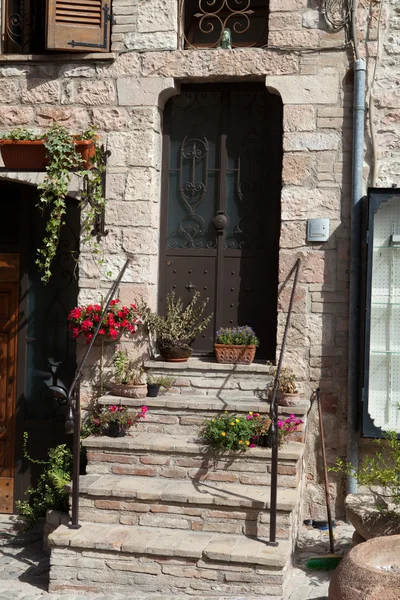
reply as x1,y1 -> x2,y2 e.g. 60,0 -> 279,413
267,258 -> 301,545
67,258 -> 131,529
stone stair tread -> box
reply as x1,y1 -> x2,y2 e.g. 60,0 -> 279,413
49,522 -> 291,567
83,433 -> 304,461
76,474 -> 298,511
98,393 -> 309,415
145,358 -> 271,373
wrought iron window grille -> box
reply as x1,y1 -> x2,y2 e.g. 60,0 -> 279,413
179,0 -> 269,49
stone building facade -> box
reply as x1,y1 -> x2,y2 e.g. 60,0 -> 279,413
0,0 -> 397,519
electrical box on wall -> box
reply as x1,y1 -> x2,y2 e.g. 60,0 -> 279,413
307,218 -> 330,242
363,188 -> 400,437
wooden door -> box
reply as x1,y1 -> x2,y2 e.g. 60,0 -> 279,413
160,85 -> 283,358
0,254 -> 19,513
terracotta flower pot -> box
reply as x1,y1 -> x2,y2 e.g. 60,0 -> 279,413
159,344 -> 192,362
109,383 -> 147,399
278,391 -> 301,406
214,344 -> 256,365
0,139 -> 95,170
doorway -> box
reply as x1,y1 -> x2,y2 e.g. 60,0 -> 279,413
160,84 -> 283,358
0,180 -> 79,513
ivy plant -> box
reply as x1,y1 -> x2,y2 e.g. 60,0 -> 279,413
1,124 -> 106,283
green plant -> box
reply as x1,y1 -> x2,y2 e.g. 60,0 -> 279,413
146,370 -> 175,390
251,413 -> 303,447
201,413 -> 256,451
330,431 -> 400,510
215,326 -> 259,346
16,432 -> 72,527
113,349 -> 144,385
85,405 -> 148,434
138,291 -> 212,353
1,124 -> 106,284
269,366 -> 298,394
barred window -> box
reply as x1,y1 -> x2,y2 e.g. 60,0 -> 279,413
180,0 -> 269,49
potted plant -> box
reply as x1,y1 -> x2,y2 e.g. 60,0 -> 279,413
109,349 -> 147,398
0,124 -> 106,284
138,292 -> 212,362
146,371 -> 175,397
269,366 -> 300,406
251,413 -> 303,447
67,300 -> 141,345
214,326 -> 259,365
95,404 -> 148,438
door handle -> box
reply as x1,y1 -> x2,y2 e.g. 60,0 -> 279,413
212,211 -> 228,232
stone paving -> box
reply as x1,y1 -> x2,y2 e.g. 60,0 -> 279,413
0,516 -> 354,600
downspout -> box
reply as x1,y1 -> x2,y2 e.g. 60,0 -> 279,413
347,0 -> 366,495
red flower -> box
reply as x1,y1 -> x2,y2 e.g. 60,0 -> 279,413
98,329 -> 105,335
81,319 -> 93,331
121,320 -> 129,328
110,299 -> 120,306
68,307 -> 82,320
109,328 -> 118,339
94,305 -> 102,312
72,328 -> 80,339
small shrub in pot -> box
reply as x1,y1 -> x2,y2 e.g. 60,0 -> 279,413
146,371 -> 175,397
109,349 -> 147,398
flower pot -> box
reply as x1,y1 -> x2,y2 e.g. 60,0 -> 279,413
214,344 -> 256,365
109,383 -> 147,399
159,345 -> 192,362
106,422 -> 126,438
0,139 -> 95,170
147,383 -> 161,397
278,392 -> 300,407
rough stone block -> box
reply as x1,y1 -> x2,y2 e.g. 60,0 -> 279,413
117,77 -> 178,108
75,80 -> 117,106
0,106 -> 34,126
21,79 -> 60,104
265,74 -> 339,104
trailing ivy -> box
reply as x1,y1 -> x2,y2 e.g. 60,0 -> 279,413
1,124 -> 107,283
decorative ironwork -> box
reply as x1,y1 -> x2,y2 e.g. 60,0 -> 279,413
181,0 -> 269,49
5,2 -> 36,53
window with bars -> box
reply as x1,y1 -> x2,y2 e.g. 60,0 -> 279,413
180,0 -> 269,49
3,0 -> 111,54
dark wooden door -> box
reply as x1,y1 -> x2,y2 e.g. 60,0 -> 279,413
160,85 -> 283,358
0,255 -> 19,513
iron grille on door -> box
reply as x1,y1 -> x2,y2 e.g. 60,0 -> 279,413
180,0 -> 269,49
160,85 -> 283,358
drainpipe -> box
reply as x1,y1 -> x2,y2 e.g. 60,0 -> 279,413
347,57 -> 366,496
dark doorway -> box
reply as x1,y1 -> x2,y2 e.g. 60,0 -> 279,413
160,84 -> 283,358
0,180 -> 79,511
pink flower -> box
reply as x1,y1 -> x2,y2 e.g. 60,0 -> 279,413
119,406 -> 124,412
93,418 -> 99,426
249,443 -> 256,448
109,405 -> 117,413
141,406 -> 148,413
246,414 -> 253,420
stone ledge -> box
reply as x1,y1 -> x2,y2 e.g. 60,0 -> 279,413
70,474 -> 298,512
49,523 -> 291,567
98,393 -> 309,416
83,433 -> 304,461
144,358 -> 272,373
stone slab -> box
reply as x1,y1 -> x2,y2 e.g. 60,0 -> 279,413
144,358 -> 272,373
265,74 -> 339,104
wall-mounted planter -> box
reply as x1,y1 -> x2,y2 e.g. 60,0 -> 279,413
0,139 -> 95,170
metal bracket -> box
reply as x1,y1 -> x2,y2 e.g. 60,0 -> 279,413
68,5 -> 111,50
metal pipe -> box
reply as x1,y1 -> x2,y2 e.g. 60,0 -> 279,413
68,257 -> 132,528
347,58 -> 366,496
268,258 -> 301,544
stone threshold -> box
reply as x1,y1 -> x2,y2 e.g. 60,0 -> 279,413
71,474 -> 298,512
98,393 -> 309,416
83,433 -> 304,461
145,358 -> 272,373
49,523 -> 291,568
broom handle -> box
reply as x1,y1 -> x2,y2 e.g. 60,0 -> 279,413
316,388 -> 335,554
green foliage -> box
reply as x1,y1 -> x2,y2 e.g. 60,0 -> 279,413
146,370 -> 175,389
268,366 -> 298,394
201,413 -> 256,451
113,349 -> 144,385
138,291 -> 213,352
330,431 -> 400,509
16,432 -> 72,527
2,124 -> 106,284
215,326 -> 259,346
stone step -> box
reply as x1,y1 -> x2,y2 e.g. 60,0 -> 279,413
98,394 -> 308,442
73,474 -> 298,539
144,358 -> 274,396
83,434 -> 304,489
49,523 -> 291,596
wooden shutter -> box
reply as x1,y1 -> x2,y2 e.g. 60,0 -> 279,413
46,0 -> 111,52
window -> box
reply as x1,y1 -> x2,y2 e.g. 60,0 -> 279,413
180,0 -> 269,49
3,0 -> 111,54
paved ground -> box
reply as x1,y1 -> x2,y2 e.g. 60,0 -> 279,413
0,516 -> 354,599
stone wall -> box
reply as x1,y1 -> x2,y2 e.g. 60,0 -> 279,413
0,0 -> 395,519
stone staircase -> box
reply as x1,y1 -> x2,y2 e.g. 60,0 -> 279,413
48,359 -> 308,598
